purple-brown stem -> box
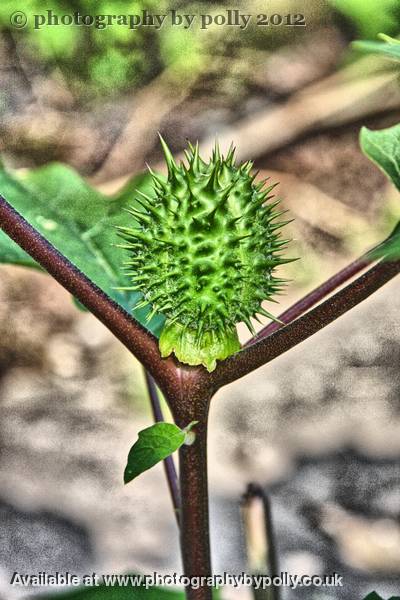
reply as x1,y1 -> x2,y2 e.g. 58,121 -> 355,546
211,259 -> 400,388
144,369 -> 181,524
245,225 -> 398,347
245,254 -> 371,346
0,195 -> 180,398
172,383 -> 213,600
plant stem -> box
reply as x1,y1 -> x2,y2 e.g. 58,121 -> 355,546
179,421 -> 212,600
211,259 -> 400,387
245,225 -> 398,347
245,253 -> 371,346
0,196 -> 179,390
143,369 -> 181,524
171,382 -> 213,600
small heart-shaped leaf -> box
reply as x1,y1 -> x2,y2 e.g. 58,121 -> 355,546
124,422 -> 197,484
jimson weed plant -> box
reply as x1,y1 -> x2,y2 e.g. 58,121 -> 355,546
0,128 -> 400,600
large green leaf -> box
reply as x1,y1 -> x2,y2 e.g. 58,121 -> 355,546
327,0 -> 399,38
362,594 -> 400,600
360,124 -> 400,259
124,422 -> 197,484
33,581 -> 221,600
353,36 -> 400,62
0,162 -> 165,335
360,124 -> 400,191
33,582 -> 185,599
369,221 -> 400,260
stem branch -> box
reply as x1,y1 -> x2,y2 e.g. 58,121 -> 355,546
245,253 -> 371,346
0,195 -> 178,391
212,259 -> 400,388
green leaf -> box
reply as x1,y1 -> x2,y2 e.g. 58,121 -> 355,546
0,162 -> 165,336
0,228 -> 41,269
370,221 -> 400,260
327,0 -> 399,38
32,579 -> 222,600
360,124 -> 400,260
360,123 -> 400,191
353,39 -> 400,61
124,422 -> 197,484
33,582 -> 185,599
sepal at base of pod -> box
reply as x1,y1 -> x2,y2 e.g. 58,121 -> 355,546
159,321 -> 241,372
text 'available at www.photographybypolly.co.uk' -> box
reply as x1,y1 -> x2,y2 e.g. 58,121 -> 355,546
10,570 -> 343,590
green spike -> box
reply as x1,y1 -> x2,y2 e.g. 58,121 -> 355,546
134,298 -> 150,310
242,315 -> 256,334
113,285 -> 138,291
136,189 -> 153,203
212,141 -> 221,162
126,208 -> 150,222
269,219 -> 294,231
268,209 -> 289,222
158,133 -> 177,176
226,143 -> 236,165
258,307 -> 283,324
191,141 -> 200,172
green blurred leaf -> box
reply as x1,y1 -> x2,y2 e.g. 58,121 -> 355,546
90,47 -> 137,94
353,38 -> 400,61
124,422 -> 194,483
360,123 -> 400,190
33,578 -> 221,599
370,221 -> 400,260
360,124 -> 400,260
327,0 -> 399,38
159,27 -> 204,73
0,162 -> 165,335
34,582 -> 185,599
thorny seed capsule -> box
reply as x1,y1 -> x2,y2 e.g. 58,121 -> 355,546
117,137 -> 294,371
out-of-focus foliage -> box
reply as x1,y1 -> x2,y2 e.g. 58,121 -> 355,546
0,0 -> 206,99
361,124 -> 400,259
353,33 -> 400,61
361,124 -> 400,191
0,0 -> 340,103
35,584 -> 187,599
327,0 -> 399,38
34,583 -> 221,599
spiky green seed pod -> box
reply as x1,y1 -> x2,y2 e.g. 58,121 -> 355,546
118,137 -> 293,371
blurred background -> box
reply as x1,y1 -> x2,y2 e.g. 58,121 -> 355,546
0,1 -> 400,599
